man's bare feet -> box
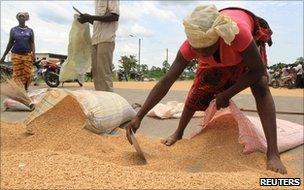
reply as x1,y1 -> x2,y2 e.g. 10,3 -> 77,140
267,154 -> 287,174
161,132 -> 183,146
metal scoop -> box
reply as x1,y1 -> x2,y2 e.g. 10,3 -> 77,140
128,129 -> 147,163
73,6 -> 83,15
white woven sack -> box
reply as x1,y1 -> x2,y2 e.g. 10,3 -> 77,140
69,90 -> 136,134
25,89 -> 136,134
59,14 -> 92,83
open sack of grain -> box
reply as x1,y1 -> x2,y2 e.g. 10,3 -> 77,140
190,100 -> 304,154
24,89 -> 136,134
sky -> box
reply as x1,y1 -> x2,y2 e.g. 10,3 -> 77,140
1,1 -> 303,69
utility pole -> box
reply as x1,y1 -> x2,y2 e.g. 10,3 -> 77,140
166,48 -> 168,63
129,34 -> 141,66
138,38 -> 141,66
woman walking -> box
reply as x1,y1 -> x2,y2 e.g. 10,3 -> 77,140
1,12 -> 35,91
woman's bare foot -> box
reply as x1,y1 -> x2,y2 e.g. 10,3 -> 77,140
161,132 -> 183,146
267,154 -> 287,174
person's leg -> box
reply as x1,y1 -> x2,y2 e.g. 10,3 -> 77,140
299,74 -> 304,88
295,75 -> 301,88
103,42 -> 115,91
250,75 -> 287,174
23,54 -> 33,91
161,67 -> 221,146
11,54 -> 25,87
11,55 -> 19,82
91,44 -> 100,90
95,42 -> 114,92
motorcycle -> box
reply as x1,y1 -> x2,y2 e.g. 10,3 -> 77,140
269,72 -> 296,89
33,59 -> 61,87
117,69 -> 128,81
129,70 -> 143,81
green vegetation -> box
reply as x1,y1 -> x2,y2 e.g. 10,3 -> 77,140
269,57 -> 303,70
117,55 -> 198,81
116,55 -> 303,81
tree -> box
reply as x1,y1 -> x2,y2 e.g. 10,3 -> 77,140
119,55 -> 138,77
269,62 -> 287,70
162,60 -> 170,73
149,66 -> 163,79
139,64 -> 149,76
182,59 -> 198,80
295,57 -> 304,64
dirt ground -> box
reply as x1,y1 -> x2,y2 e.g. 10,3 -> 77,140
91,81 -> 303,97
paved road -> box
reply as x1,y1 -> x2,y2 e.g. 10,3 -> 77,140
1,84 -> 303,135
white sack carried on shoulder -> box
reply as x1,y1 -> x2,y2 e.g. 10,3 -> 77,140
59,14 -> 92,83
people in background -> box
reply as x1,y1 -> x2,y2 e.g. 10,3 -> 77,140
281,65 -> 290,79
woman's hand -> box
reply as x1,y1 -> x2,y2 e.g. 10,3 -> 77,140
215,92 -> 230,110
125,116 -> 142,145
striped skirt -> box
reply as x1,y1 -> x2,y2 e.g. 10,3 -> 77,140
11,53 -> 33,88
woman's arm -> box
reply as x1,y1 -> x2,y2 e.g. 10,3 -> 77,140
1,29 -> 14,63
137,51 -> 190,120
216,41 -> 265,109
125,51 -> 190,142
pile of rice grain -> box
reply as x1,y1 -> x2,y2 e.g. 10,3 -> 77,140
0,96 -> 301,189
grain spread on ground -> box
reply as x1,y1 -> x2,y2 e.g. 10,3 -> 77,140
1,96 -> 302,189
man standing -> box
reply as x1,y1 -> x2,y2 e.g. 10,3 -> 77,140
78,0 -> 120,91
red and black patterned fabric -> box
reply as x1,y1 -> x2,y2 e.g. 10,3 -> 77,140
186,64 -> 246,111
